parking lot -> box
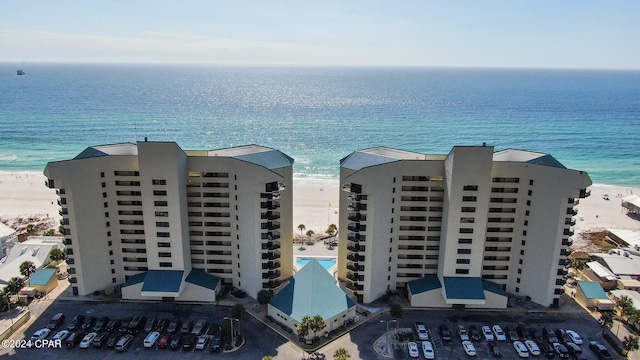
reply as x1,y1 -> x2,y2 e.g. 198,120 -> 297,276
1,301 -> 627,360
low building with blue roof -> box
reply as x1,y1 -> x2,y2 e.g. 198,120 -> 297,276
575,281 -> 615,311
268,259 -> 356,335
407,275 -> 507,308
122,268 -> 221,302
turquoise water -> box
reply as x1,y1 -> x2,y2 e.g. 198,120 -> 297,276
296,257 -> 337,271
1,64 -> 639,185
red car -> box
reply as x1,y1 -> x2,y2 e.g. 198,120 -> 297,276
157,333 -> 171,349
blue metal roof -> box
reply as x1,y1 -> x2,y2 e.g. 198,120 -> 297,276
123,272 -> 146,287
526,154 -> 566,169
234,150 -> 294,170
482,279 -> 508,296
340,151 -> 398,171
407,275 -> 442,295
270,259 -> 355,322
443,277 -> 486,300
73,147 -> 108,160
185,269 -> 220,290
141,270 -> 184,293
578,281 -> 608,299
29,268 -> 56,286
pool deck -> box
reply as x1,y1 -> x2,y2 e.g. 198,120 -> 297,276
293,242 -> 338,276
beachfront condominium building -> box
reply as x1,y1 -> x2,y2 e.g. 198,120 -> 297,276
44,141 -> 293,301
338,145 -> 591,308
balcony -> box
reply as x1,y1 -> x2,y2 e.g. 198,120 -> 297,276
342,183 -> 362,194
347,213 -> 362,222
345,281 -> 364,291
265,182 -> 286,192
347,244 -> 362,252
261,221 -> 281,231
347,223 -> 361,232
262,232 -> 281,240
562,238 -> 573,246
556,278 -> 567,286
262,250 -> 281,260
347,203 -> 362,211
579,188 -> 591,198
348,193 -> 362,201
264,279 -> 283,290
563,228 -> 575,237
264,261 -> 281,270
565,219 -> 577,226
346,262 -> 364,272
566,208 -> 578,216
346,271 -> 364,282
347,252 -> 364,262
560,248 -> 572,257
347,233 -> 363,242
262,270 -> 281,280
261,241 -> 281,251
261,201 -> 280,210
261,211 -> 280,220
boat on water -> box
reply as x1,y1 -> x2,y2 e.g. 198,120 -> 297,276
17,70 -> 25,75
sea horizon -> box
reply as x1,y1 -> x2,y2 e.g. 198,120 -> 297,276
2,63 -> 639,186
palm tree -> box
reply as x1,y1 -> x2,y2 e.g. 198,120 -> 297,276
615,295 -> 635,320
310,315 -> 326,339
600,312 -> 614,335
298,224 -> 306,237
326,223 -> 338,237
19,261 -> 36,286
5,277 -> 25,296
623,335 -> 639,354
334,347 -> 350,360
297,315 -> 312,342
49,248 -> 67,264
306,230 -> 315,240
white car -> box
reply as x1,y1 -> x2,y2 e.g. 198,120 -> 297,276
514,341 -> 530,358
422,341 -> 435,359
566,330 -> 583,345
482,325 -> 495,342
492,324 -> 506,341
462,340 -> 477,356
524,340 -> 541,356
52,330 -> 70,342
79,332 -> 97,349
195,335 -> 209,350
416,324 -> 429,340
457,325 -> 470,341
30,328 -> 51,341
144,331 -> 160,348
408,341 -> 420,358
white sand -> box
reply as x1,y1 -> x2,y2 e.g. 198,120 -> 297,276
1,171 -> 638,252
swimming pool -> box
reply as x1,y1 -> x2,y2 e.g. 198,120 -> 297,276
296,257 -> 337,271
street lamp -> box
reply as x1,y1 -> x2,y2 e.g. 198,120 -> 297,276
224,317 -> 239,349
380,319 -> 396,350
6,295 -> 13,325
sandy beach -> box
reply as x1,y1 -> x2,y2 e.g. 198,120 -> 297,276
1,171 -> 639,253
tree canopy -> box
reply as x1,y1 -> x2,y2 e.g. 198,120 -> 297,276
49,248 -> 67,263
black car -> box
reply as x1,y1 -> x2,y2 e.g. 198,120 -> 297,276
438,324 -> 452,341
65,331 -> 84,348
528,327 -> 543,341
555,328 -> 571,344
210,337 -> 222,352
82,316 -> 97,331
182,334 -> 197,350
94,316 -> 110,332
47,312 -> 65,330
543,327 -> 559,343
156,318 -> 170,332
515,325 -> 527,340
488,342 -> 502,358
167,320 -> 182,333
468,325 -> 482,341
106,333 -> 123,348
127,315 -> 147,334
169,335 -> 183,350
144,317 -> 158,333
181,320 -> 193,334
590,341 -> 613,360
92,332 -> 110,347
119,317 -> 133,332
505,326 -> 519,342
105,319 -> 121,332
67,315 -> 85,331
539,341 -> 556,359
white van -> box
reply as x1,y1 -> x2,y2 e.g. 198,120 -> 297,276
144,331 -> 160,348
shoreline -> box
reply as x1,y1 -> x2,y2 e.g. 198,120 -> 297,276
1,171 -> 639,243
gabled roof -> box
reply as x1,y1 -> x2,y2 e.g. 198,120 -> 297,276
74,143 -> 138,160
270,259 -> 355,322
28,268 -> 56,286
493,149 -> 566,169
185,269 -> 220,290
141,270 -> 184,293
578,281 -> 608,299
232,148 -> 294,170
407,275 -> 442,295
443,277 -> 485,300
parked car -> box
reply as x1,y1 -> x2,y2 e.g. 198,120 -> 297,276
565,341 -> 582,355
468,325 -> 482,341
407,341 -> 419,358
191,319 -> 207,335
170,335 -> 183,350
513,341 -> 530,358
422,341 -> 435,359
181,320 -> 193,334
506,326 -> 520,342
555,328 -> 571,344
524,340 -> 541,356
589,341 -> 613,359
105,318 -> 121,332
128,315 -> 147,334
457,324 -> 470,341
195,335 -> 209,350
462,340 -> 477,356
553,342 -> 570,358
482,325 -> 495,342
52,330 -> 70,342
92,332 -> 110,347
94,316 -> 110,332
47,312 -> 65,330
565,329 -> 583,345
543,327 -> 559,343
144,317 -> 158,333
528,327 -> 543,342
158,333 -> 171,349
81,317 -> 96,331
182,334 -> 197,350
210,336 -> 222,352
115,334 -> 135,352
167,320 -> 181,333
156,318 -> 170,332
30,328 -> 51,341
415,321 -> 429,340
144,331 -> 161,348
65,331 -> 84,348
79,332 -> 97,349
538,341 -> 556,359
106,333 -> 123,348
67,315 -> 85,331
488,342 -> 502,358
492,325 -> 507,341
119,317 -> 133,332
439,324 -> 452,341
516,325 -> 527,340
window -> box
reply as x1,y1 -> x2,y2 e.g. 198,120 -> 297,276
520,250 -> 525,255
463,185 -> 478,191
456,258 -> 470,264
159,252 -> 172,257
526,200 -> 531,206
460,217 -> 475,223
159,262 -> 172,267
459,228 -> 473,234
529,180 -> 534,186
106,221 -> 110,227
154,190 -> 167,196
102,192 -> 107,198
108,241 -> 112,246
111,269 -> 115,274
157,232 -> 170,237
515,287 -> 520,293
462,196 -> 477,202
105,212 -> 109,218
461,207 -> 476,212
156,221 -> 170,227
522,230 -> 527,236
107,231 -> 111,237
524,220 -> 528,226
152,179 -> 167,185
104,202 -> 108,208
158,242 -> 171,247
517,277 -> 521,283
455,269 -> 469,274
528,190 -> 533,196
102,182 -> 106,188
155,211 -> 168,217
525,210 -> 530,216
100,172 -> 105,178
154,201 -> 168,206
458,238 -> 472,244
457,249 -> 472,254
521,240 -> 526,246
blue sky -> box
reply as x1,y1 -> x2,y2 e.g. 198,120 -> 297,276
1,0 -> 638,69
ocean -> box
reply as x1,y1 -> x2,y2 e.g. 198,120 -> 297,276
1,63 -> 639,186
